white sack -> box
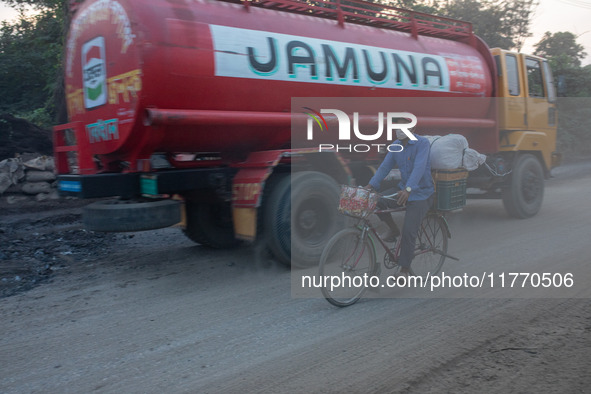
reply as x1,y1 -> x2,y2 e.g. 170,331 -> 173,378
425,134 -> 467,170
25,170 -> 56,182
23,156 -> 55,171
0,158 -> 25,185
425,134 -> 486,171
0,173 -> 11,194
21,182 -> 52,195
462,148 -> 487,171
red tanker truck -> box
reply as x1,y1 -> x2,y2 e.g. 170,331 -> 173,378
54,0 -> 559,266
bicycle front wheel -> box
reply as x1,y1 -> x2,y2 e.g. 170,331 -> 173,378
411,214 -> 448,278
319,228 -> 377,307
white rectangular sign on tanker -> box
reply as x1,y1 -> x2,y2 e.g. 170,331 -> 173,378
209,24 -> 463,92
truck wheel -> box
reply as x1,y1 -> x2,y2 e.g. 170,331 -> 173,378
83,199 -> 181,232
502,154 -> 544,218
264,171 -> 343,268
183,201 -> 241,248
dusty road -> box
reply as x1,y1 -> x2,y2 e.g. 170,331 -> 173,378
1,163 -> 590,393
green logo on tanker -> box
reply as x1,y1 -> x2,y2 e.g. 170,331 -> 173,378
82,36 -> 107,109
86,84 -> 103,101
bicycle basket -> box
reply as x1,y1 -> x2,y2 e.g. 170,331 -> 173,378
338,185 -> 380,218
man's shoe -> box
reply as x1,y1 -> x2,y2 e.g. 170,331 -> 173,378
380,228 -> 400,243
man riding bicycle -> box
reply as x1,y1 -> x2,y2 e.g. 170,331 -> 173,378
366,120 -> 435,276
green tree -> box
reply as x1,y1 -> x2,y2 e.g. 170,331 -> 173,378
502,0 -> 537,52
533,31 -> 591,155
388,0 -> 440,14
442,0 -> 537,50
0,0 -> 68,126
532,31 -> 590,96
2,0 -> 64,11
444,0 -> 511,48
534,31 -> 587,69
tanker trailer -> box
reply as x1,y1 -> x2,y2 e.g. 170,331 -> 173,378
54,0 -> 558,267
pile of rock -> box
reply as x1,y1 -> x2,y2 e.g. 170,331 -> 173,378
0,154 -> 59,203
0,114 -> 53,159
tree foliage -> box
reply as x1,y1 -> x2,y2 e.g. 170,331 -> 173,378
351,0 -> 537,49
442,0 -> 537,51
2,0 -> 63,11
532,31 -> 591,156
0,0 -> 67,126
532,31 -> 590,97
534,31 -> 587,69
444,0 -> 511,48
387,0 -> 439,14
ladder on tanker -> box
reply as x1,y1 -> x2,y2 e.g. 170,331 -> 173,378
224,0 -> 475,43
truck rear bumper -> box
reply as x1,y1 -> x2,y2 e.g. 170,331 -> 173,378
57,168 -> 236,199
58,173 -> 140,198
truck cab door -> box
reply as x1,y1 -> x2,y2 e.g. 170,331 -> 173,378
496,51 -> 527,130
495,49 -> 558,171
521,55 -> 557,131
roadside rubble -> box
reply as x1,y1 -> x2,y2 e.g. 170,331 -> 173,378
0,209 -> 117,298
0,150 -> 118,297
0,154 -> 60,203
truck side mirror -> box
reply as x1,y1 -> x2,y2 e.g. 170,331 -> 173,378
494,55 -> 502,77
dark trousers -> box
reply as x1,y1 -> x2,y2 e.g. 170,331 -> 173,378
377,187 -> 434,269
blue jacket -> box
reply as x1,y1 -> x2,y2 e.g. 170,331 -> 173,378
369,135 -> 435,201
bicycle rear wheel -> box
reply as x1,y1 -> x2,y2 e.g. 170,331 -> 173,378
319,228 -> 377,307
410,214 -> 448,278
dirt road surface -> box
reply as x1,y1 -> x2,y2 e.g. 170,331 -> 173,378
1,162 -> 590,393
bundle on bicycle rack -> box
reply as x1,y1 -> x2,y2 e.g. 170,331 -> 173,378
338,185 -> 380,218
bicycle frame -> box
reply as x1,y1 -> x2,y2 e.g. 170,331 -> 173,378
347,206 -> 405,268
352,207 -> 454,267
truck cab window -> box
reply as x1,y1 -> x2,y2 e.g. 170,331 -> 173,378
526,58 -> 545,97
505,54 -> 519,96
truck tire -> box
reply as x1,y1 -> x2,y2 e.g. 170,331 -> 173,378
183,201 -> 241,248
264,171 -> 343,268
83,199 -> 181,232
502,154 -> 544,219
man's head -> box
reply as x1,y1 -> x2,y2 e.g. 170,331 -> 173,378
393,115 -> 415,141
396,128 -> 409,141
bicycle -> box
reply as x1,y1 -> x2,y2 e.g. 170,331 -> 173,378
319,185 -> 459,307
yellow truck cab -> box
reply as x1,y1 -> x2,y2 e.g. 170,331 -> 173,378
468,49 -> 560,218
493,48 -> 560,171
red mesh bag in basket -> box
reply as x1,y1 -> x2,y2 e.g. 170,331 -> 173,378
338,185 -> 380,218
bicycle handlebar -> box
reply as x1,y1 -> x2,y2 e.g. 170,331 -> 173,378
361,187 -> 398,201
381,192 -> 399,200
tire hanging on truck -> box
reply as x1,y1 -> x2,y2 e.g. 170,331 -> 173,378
83,199 -> 181,232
